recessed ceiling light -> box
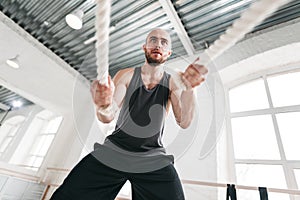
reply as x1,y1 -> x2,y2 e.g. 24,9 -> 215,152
65,10 -> 84,30
43,21 -> 50,26
6,55 -> 20,69
12,100 -> 22,108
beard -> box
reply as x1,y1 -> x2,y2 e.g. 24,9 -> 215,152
145,51 -> 166,67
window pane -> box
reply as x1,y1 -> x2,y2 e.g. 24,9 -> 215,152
236,164 -> 287,188
39,135 -> 55,156
7,116 -> 25,125
229,79 -> 269,112
236,164 -> 288,200
276,112 -> 300,160
30,137 -> 43,155
0,123 -> 12,136
29,117 -> 45,134
24,156 -> 35,166
7,125 -> 18,136
21,110 -> 62,171
37,110 -> 54,119
0,138 -> 12,152
33,157 -> 43,168
231,115 -> 280,159
268,71 -> 300,107
294,169 -> 300,189
45,117 -> 63,133
24,156 -> 43,169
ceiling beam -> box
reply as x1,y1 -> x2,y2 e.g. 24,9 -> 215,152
159,0 -> 195,56
0,102 -> 10,111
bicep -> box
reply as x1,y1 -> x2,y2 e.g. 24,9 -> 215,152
113,83 -> 126,107
112,68 -> 133,108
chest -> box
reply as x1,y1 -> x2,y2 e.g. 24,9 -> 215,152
141,74 -> 163,90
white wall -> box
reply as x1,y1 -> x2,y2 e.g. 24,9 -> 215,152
0,12 -> 97,189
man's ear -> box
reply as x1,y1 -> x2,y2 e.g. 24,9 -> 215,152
167,50 -> 172,58
142,44 -> 146,52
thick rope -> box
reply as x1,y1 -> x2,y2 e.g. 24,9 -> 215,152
165,0 -> 292,90
95,0 -> 111,85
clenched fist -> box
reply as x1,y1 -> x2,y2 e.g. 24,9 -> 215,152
90,76 -> 115,109
181,58 -> 208,90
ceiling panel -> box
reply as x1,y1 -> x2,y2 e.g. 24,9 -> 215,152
173,0 -> 300,50
0,86 -> 33,112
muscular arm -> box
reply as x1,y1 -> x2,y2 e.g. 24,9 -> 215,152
169,78 -> 196,129
92,68 -> 134,123
169,62 -> 208,129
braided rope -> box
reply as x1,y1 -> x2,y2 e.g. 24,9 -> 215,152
95,0 -> 111,85
202,0 -> 291,65
166,0 -> 292,90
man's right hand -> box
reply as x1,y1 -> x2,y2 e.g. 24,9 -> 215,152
90,76 -> 115,109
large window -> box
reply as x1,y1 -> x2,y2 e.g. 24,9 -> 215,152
0,116 -> 25,159
227,70 -> 300,199
23,110 -> 63,170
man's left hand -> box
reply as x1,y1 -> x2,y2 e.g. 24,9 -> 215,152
181,60 -> 208,90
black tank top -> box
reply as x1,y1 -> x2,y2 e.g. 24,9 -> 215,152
106,67 -> 170,152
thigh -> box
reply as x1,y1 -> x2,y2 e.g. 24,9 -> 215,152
130,164 -> 185,200
51,153 -> 127,200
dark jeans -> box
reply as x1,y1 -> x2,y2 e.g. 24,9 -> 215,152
50,153 -> 185,200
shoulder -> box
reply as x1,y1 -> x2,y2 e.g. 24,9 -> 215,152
113,67 -> 135,86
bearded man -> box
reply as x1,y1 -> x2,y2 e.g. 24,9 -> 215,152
51,28 -> 208,200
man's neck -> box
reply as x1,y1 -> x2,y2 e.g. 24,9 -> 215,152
141,63 -> 164,78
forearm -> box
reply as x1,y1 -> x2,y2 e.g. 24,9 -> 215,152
178,89 -> 196,128
91,69 -> 130,124
170,61 -> 207,128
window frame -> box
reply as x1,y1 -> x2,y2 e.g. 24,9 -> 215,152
21,111 -> 63,171
0,116 -> 25,159
224,65 -> 300,193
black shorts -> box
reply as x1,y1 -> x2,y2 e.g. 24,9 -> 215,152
50,153 -> 185,200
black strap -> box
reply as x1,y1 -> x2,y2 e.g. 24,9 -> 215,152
226,184 -> 237,200
259,187 -> 268,200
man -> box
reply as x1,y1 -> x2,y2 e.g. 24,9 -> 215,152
51,28 -> 207,200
